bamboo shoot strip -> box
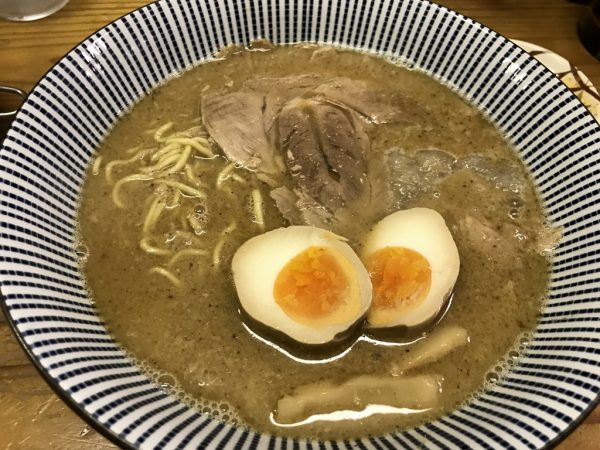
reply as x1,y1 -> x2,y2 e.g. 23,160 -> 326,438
389,326 -> 469,375
275,374 -> 441,424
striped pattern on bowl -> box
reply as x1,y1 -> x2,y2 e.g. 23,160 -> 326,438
1,0 -> 599,449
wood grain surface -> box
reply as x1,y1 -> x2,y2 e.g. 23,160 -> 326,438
0,1 -> 599,449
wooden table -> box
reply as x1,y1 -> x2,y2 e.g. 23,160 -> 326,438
0,1 -> 599,448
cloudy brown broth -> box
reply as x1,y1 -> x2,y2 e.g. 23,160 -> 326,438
78,45 -> 550,439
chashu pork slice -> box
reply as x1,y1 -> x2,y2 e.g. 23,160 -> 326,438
201,91 -> 279,173
245,74 -> 324,134
277,98 -> 370,212
312,77 -> 427,125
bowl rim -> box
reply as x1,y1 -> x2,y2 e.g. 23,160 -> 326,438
1,0 -> 599,448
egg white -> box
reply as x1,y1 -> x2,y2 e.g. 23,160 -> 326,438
361,208 -> 460,328
232,226 -> 372,345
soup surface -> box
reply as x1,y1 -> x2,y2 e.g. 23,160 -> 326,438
78,44 -> 552,439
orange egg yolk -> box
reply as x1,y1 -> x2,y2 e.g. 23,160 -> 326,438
366,247 -> 431,313
274,246 -> 350,322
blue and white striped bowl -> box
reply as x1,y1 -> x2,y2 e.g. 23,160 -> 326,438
1,1 -> 599,448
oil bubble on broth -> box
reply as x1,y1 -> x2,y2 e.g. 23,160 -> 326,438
77,43 -> 553,440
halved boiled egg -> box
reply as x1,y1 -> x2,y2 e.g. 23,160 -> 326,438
232,226 -> 372,345
361,208 -> 459,329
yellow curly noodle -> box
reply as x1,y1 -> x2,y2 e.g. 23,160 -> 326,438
106,122 -> 263,287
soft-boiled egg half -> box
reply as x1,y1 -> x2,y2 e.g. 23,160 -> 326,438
361,208 -> 460,329
232,226 -> 372,345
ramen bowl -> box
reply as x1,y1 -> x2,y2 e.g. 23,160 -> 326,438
1,0 -> 600,448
